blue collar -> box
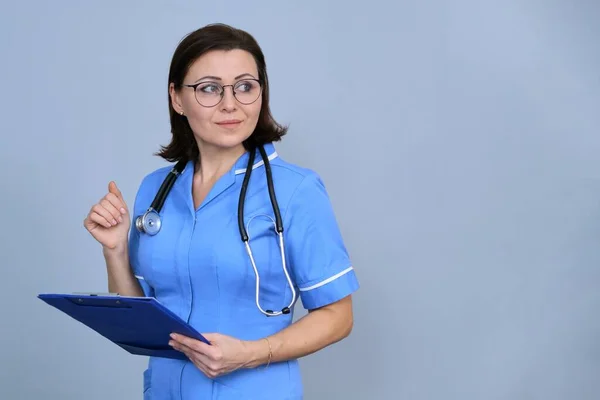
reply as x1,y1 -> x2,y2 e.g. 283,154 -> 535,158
179,142 -> 278,176
174,143 -> 278,214
232,143 -> 278,175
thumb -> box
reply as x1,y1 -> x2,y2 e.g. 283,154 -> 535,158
201,333 -> 220,345
108,181 -> 123,200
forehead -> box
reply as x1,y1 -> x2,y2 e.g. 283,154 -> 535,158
186,49 -> 258,81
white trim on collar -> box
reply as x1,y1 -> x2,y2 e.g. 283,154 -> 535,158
234,151 -> 279,175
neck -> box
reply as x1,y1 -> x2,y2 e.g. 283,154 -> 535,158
195,142 -> 247,183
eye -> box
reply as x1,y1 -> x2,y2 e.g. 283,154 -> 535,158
198,83 -> 221,94
235,80 -> 258,93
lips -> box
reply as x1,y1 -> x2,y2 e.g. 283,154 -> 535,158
216,119 -> 242,126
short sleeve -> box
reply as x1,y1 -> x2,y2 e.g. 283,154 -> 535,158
128,223 -> 154,297
285,173 -> 359,310
127,177 -> 155,298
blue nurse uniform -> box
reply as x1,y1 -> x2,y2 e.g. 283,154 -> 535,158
128,143 -> 360,399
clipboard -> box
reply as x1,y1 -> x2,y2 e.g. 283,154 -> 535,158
38,293 -> 210,361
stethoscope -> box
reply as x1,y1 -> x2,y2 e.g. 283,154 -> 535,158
135,145 -> 296,317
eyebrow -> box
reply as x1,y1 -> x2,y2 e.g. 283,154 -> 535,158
193,73 -> 256,83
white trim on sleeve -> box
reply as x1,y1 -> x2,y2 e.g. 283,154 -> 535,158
298,266 -> 354,292
134,275 -> 145,280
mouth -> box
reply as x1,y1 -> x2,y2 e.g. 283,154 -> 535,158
215,119 -> 243,128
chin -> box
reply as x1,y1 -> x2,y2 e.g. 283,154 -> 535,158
204,134 -> 251,150
194,122 -> 255,150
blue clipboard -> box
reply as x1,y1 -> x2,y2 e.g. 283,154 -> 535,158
38,293 -> 210,361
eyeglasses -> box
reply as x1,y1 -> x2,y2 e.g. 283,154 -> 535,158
182,79 -> 262,108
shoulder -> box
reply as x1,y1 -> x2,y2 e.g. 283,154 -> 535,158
131,164 -> 176,212
139,164 -> 174,188
269,155 -> 332,212
273,154 -> 324,185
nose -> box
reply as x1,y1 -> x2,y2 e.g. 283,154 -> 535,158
220,86 -> 237,111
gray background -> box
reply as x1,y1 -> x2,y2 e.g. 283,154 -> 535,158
1,1 -> 600,399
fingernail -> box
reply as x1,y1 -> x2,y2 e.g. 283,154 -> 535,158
112,219 -> 117,225
170,333 -> 175,339
118,217 -> 123,223
121,208 -> 126,214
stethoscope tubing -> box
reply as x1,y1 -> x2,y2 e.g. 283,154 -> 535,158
135,145 -> 296,316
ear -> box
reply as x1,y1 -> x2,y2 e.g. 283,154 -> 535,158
169,82 -> 184,115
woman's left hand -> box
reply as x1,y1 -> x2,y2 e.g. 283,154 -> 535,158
169,332 -> 254,378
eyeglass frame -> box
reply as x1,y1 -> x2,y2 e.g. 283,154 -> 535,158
181,78 -> 263,108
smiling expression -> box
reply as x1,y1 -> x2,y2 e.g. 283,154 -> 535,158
169,49 -> 263,151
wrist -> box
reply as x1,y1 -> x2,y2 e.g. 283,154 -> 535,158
102,242 -> 128,258
244,337 -> 272,369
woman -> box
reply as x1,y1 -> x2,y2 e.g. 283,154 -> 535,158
83,23 -> 359,399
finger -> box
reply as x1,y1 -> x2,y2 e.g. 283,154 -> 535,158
108,181 -> 124,201
100,199 -> 123,224
170,341 -> 216,373
190,358 -> 215,378
92,204 -> 118,227
105,192 -> 128,215
190,360 -> 211,377
201,333 -> 219,345
171,341 -> 192,358
171,341 -> 215,366
87,210 -> 113,229
172,334 -> 216,358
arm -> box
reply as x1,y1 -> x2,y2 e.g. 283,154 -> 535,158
243,174 -> 358,366
83,181 -> 145,298
103,244 -> 144,297
245,295 -> 354,367
169,295 -> 355,377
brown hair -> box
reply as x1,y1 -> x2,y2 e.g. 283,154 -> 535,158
156,23 -> 287,163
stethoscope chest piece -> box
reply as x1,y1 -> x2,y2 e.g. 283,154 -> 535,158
135,209 -> 162,236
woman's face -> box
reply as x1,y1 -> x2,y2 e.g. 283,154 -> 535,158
170,49 -> 263,153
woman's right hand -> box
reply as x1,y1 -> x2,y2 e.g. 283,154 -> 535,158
83,181 -> 130,251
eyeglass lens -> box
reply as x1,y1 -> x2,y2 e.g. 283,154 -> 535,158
195,80 -> 261,107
